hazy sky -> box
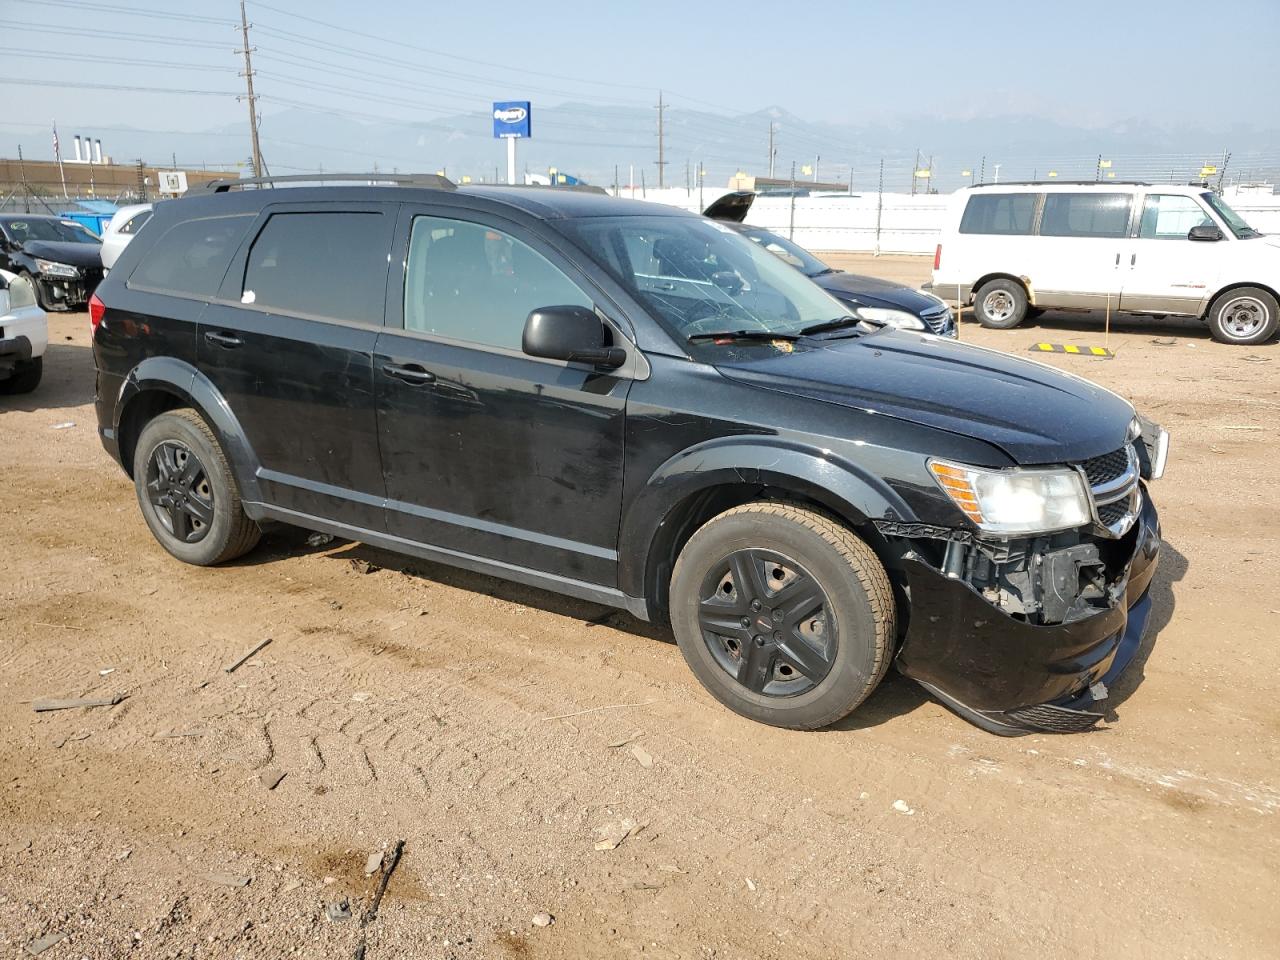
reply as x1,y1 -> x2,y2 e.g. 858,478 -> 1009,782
4,0 -> 1279,139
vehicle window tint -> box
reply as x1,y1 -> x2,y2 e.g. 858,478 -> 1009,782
242,212 -> 387,323
403,215 -> 592,350
958,193 -> 1037,235
1138,195 -> 1213,239
1041,193 -> 1131,238
129,215 -> 251,297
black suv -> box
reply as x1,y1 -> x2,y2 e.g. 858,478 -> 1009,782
92,174 -> 1168,735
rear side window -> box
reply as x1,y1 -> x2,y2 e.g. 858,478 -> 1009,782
242,212 -> 388,324
1041,193 -> 1132,238
129,215 -> 251,298
119,210 -> 152,235
958,193 -> 1037,235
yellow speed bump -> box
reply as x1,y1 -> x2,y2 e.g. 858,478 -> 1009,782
1030,343 -> 1114,359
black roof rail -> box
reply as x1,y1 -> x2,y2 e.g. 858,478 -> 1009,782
478,182 -> 609,195
970,179 -> 1152,188
201,172 -> 456,193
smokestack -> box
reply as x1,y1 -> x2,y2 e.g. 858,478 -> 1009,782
73,136 -> 82,162
84,135 -> 92,162
94,139 -> 103,164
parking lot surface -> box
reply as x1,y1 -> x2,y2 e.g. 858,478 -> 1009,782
2,254 -> 1277,959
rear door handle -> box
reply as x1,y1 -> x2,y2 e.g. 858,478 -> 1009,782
204,331 -> 243,348
381,362 -> 436,385
1131,253 -> 1137,266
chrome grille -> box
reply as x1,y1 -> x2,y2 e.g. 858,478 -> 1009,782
1078,445 -> 1140,538
1082,448 -> 1129,486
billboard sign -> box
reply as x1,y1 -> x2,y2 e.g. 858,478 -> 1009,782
493,101 -> 531,139
158,170 -> 188,195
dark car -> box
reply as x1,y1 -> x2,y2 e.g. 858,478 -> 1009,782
703,191 -> 956,337
0,214 -> 104,311
90,173 -> 1168,735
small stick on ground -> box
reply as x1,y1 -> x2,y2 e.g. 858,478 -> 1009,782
540,700 -> 656,722
32,693 -> 125,713
353,840 -> 405,958
223,637 -> 272,673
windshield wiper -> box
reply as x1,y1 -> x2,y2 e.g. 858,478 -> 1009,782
687,329 -> 800,344
797,315 -> 863,336
807,267 -> 838,278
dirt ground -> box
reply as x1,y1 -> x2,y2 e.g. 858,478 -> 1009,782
2,253 -> 1278,960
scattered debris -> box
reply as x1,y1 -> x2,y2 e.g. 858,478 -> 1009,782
630,744 -> 654,768
349,558 -> 380,575
33,621 -> 87,631
351,692 -> 372,703
306,532 -> 336,547
53,731 -> 91,748
280,879 -> 303,893
541,700 -> 657,722
583,610 -> 615,627
325,899 -> 353,923
50,422 -> 75,430
223,637 -> 272,673
155,728 -> 209,740
1150,338 -> 1177,346
201,873 -> 251,888
531,912 -> 554,928
327,599 -> 343,610
1223,426 -> 1264,431
892,800 -> 915,816
99,668 -> 115,676
362,839 -> 405,923
364,851 -> 383,876
858,791 -> 870,801
116,849 -> 132,861
593,818 -> 640,851
25,931 -> 68,955
745,877 -> 757,892
32,693 -> 125,713
607,729 -> 643,749
259,768 -> 286,790
657,864 -> 687,874
1242,355 -> 1272,363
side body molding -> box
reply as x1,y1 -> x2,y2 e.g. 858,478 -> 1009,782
618,436 -> 915,602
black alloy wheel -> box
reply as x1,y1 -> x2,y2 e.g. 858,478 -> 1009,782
145,439 -> 215,543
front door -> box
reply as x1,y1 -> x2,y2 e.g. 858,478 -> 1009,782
374,206 -> 633,586
1119,192 -> 1228,316
199,203 -> 395,529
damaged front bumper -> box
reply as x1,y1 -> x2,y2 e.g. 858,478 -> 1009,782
890,490 -> 1160,735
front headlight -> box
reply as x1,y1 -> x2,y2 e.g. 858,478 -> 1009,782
36,259 -> 79,279
929,459 -> 1092,535
854,306 -> 926,331
1131,414 -> 1169,480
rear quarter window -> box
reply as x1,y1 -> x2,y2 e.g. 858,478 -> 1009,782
127,215 -> 252,298
958,193 -> 1038,235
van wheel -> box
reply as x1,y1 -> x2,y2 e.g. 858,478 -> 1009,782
132,408 -> 261,566
0,356 -> 41,394
974,279 -> 1029,329
1207,287 -> 1279,345
669,502 -> 895,730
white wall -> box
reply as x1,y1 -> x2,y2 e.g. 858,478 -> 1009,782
624,185 -> 1280,254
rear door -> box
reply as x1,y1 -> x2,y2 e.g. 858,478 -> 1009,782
373,204 -> 635,585
199,202 -> 395,529
1029,192 -> 1132,309
1119,191 -> 1228,315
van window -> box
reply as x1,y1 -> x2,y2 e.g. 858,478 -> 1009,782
242,212 -> 388,324
403,215 -> 592,351
129,215 -> 251,298
958,193 -> 1037,235
1138,195 -> 1214,240
1041,193 -> 1131,239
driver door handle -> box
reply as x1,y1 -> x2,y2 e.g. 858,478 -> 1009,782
204,331 -> 243,348
381,362 -> 436,385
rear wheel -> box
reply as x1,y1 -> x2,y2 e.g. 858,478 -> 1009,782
132,408 -> 260,565
670,502 -> 895,730
973,279 -> 1029,329
0,356 -> 41,394
1207,287 -> 1279,345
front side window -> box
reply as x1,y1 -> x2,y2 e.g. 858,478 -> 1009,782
958,193 -> 1037,235
129,215 -> 251,298
403,216 -> 592,351
1040,193 -> 1132,238
242,212 -> 387,324
1138,195 -> 1213,240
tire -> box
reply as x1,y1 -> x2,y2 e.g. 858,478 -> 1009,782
1024,306 -> 1045,320
0,356 -> 41,394
1206,286 -> 1279,345
670,502 -> 896,730
132,408 -> 261,565
18,270 -> 50,312
973,279 -> 1029,329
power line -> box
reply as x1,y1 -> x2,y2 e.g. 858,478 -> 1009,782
22,0 -> 234,24
7,50 -> 234,72
4,23 -> 231,48
0,79 -> 235,96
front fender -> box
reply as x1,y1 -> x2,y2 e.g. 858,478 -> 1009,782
618,436 -> 915,601
115,357 -> 263,503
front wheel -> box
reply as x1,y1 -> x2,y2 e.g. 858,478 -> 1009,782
132,408 -> 261,565
0,356 -> 41,395
973,279 -> 1029,329
1207,287 -> 1279,345
18,271 -> 50,312
670,502 -> 896,730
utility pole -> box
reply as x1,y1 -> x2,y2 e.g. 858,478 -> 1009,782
911,147 -> 921,195
654,91 -> 667,189
768,121 -> 777,178
685,158 -> 690,196
788,161 -> 797,240
813,154 -> 820,183
237,0 -> 264,178
17,145 -> 30,213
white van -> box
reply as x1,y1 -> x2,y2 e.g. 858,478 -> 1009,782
932,182 -> 1278,345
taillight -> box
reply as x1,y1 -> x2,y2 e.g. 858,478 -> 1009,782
933,244 -> 942,271
89,292 -> 105,331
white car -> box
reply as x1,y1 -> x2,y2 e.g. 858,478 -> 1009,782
932,182 -> 1278,345
99,203 -> 153,271
0,269 -> 48,394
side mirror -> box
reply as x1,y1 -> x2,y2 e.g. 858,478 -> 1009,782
1188,224 -> 1223,241
522,305 -> 626,369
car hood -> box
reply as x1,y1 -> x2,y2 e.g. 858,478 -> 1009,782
816,271 -> 942,314
21,240 -> 102,268
717,329 -> 1135,464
